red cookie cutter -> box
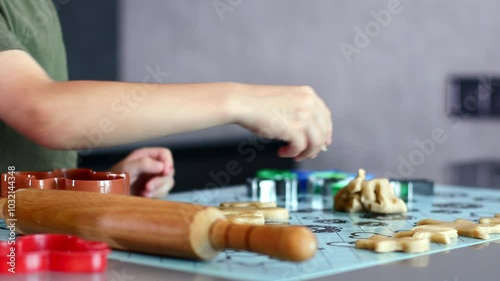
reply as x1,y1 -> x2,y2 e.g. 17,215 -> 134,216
0,168 -> 130,197
0,234 -> 110,273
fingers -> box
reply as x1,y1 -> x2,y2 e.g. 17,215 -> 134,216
123,147 -> 175,176
149,147 -> 175,176
281,119 -> 325,161
130,157 -> 165,176
278,131 -> 307,158
318,100 -> 333,146
143,176 -> 175,198
125,147 -> 169,161
294,120 -> 325,161
112,147 -> 176,197
277,90 -> 332,160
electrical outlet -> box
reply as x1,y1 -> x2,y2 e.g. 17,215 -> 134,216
446,75 -> 500,118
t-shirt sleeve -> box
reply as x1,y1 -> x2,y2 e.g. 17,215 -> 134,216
0,12 -> 27,52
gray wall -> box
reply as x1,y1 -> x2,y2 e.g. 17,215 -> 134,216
119,0 -> 500,184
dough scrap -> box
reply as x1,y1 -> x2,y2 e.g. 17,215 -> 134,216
479,214 -> 500,224
219,202 -> 289,223
394,226 -> 458,244
224,211 -> 265,225
357,216 -> 499,254
334,169 -> 407,213
219,201 -> 277,208
355,235 -> 429,253
417,219 -> 500,240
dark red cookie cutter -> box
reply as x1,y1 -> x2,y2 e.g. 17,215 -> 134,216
0,168 -> 130,197
0,234 -> 110,273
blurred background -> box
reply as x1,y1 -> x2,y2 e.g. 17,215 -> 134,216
56,0 -> 500,191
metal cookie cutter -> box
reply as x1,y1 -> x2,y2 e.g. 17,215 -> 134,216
247,169 -> 298,210
0,168 -> 130,197
390,178 -> 434,202
307,171 -> 351,210
0,234 -> 110,274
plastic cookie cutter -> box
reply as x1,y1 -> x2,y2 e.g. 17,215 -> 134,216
0,234 -> 110,273
0,168 -> 130,197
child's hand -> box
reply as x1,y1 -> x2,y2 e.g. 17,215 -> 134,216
110,147 -> 175,198
233,85 -> 332,161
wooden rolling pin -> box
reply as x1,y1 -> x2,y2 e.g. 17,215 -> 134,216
0,189 -> 316,261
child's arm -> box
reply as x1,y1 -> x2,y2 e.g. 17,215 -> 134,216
0,50 -> 332,160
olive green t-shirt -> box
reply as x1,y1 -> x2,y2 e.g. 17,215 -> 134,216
0,0 -> 77,171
